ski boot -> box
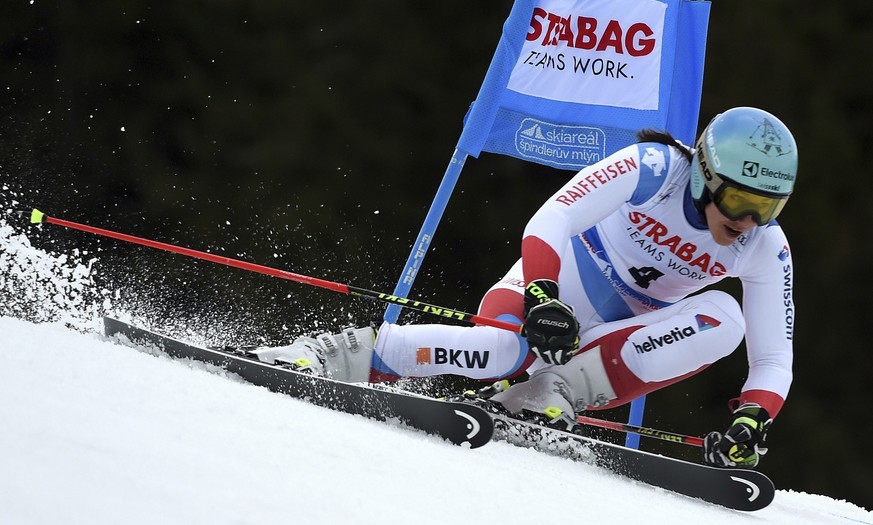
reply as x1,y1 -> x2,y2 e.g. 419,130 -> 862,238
247,326 -> 376,383
466,346 -> 618,433
454,379 -> 581,433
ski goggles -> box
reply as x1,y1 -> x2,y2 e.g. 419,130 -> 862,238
710,174 -> 789,226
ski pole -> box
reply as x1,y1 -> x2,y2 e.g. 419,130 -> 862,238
26,209 -> 522,333
576,414 -> 704,448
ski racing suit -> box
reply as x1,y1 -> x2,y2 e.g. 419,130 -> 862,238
370,141 -> 795,418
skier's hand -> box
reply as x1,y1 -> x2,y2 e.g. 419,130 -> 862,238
523,279 -> 580,365
703,403 -> 772,468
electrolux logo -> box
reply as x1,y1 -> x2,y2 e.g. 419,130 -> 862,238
742,161 -> 759,178
760,167 -> 794,180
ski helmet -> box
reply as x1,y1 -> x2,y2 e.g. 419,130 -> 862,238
690,107 -> 798,225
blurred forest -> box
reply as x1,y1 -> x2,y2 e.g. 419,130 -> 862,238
2,0 -> 872,510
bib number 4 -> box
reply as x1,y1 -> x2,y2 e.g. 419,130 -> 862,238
629,266 -> 664,289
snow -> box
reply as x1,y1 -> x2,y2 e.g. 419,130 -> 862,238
0,214 -> 870,523
1,316 -> 871,525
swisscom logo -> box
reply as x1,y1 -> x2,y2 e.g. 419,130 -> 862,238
633,314 -> 721,354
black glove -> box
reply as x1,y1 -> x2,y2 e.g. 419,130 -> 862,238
703,403 -> 772,468
523,279 -> 580,365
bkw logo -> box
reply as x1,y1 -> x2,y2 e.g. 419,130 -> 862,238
417,348 -> 491,369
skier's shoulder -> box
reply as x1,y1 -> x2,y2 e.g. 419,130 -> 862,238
621,135 -> 692,206
732,221 -> 792,278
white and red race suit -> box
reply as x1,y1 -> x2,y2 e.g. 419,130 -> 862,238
371,141 -> 794,418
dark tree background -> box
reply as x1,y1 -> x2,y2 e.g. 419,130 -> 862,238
2,0 -> 871,510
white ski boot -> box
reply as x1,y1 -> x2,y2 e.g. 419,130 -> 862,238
490,345 -> 617,427
249,326 -> 375,383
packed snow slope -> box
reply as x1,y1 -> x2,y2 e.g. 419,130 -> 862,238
1,317 -> 870,525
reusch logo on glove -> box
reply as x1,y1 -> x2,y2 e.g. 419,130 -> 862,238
535,318 -> 571,329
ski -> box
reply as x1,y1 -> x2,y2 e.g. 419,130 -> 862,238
489,412 -> 775,511
103,317 -> 493,448
104,317 -> 773,510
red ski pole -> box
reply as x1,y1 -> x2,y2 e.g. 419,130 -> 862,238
576,414 -> 704,448
28,209 -> 523,334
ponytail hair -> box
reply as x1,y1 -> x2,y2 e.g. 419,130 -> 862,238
636,129 -> 693,162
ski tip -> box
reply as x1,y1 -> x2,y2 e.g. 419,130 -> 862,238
30,209 -> 45,224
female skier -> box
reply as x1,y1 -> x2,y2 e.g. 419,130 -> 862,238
253,106 -> 798,469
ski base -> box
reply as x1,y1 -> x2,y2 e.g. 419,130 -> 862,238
103,317 -> 493,448
490,413 -> 775,511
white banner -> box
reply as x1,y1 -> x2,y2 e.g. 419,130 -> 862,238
507,0 -> 667,110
